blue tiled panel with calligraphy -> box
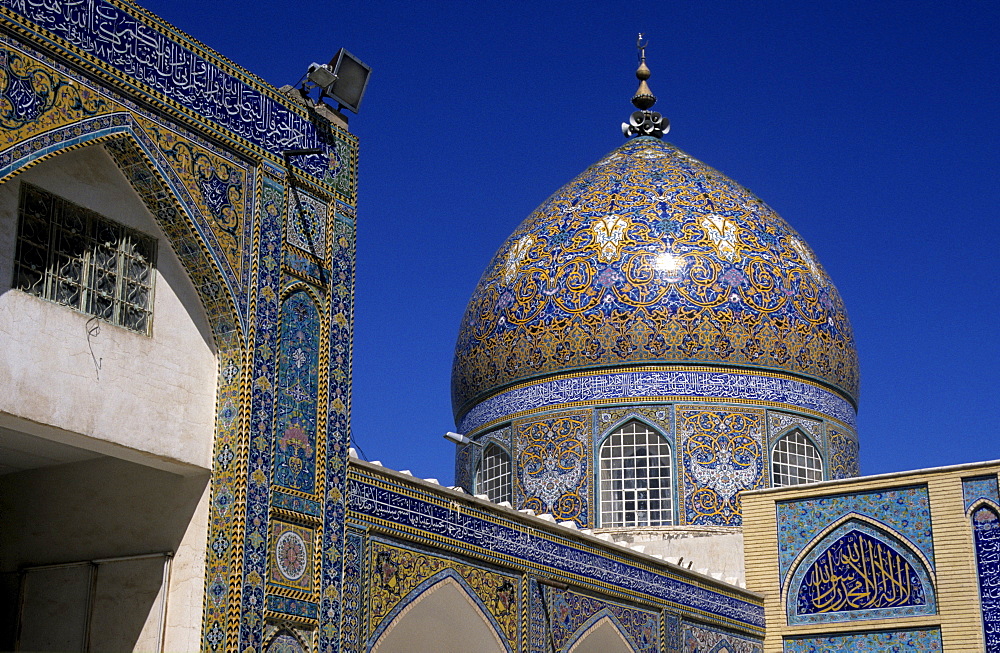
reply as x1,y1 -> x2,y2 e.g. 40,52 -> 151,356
973,504 -> 1000,651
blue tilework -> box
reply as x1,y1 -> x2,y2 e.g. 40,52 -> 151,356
964,475 -> 1000,512
319,216 -> 355,653
270,491 -> 322,518
549,590 -> 659,653
679,406 -> 764,526
237,176 -> 285,651
787,520 -> 935,625
782,629 -> 943,652
776,486 -> 933,584
683,621 -> 763,652
347,473 -> 765,630
829,426 -> 860,480
528,580 -> 547,653
515,412 -> 591,526
973,505 -> 1000,651
453,137 -> 859,418
340,530 -> 364,653
663,611 -> 681,651
0,0 -> 356,190
286,189 -> 327,257
265,595 -> 319,621
266,632 -> 308,653
458,369 -> 856,435
273,291 -> 320,494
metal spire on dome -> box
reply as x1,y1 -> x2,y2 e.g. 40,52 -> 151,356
622,34 -> 669,139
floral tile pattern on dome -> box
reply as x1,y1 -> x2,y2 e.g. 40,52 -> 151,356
452,137 -> 859,417
678,406 -> 765,525
515,411 -> 590,526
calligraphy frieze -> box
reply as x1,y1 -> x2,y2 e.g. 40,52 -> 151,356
0,0 -> 358,194
797,530 -> 925,614
346,471 -> 765,630
459,369 -> 855,436
973,506 -> 1000,651
786,522 -> 935,625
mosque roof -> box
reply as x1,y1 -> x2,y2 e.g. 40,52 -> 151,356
451,136 -> 859,421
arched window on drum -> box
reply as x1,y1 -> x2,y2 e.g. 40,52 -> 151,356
475,443 -> 512,503
771,430 -> 823,487
599,420 -> 673,527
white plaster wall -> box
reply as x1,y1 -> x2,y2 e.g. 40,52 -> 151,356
0,456 -> 209,651
595,526 -> 746,585
0,144 -> 217,471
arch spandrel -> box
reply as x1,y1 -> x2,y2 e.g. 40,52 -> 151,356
369,573 -> 511,653
784,517 -> 936,625
566,615 -> 636,653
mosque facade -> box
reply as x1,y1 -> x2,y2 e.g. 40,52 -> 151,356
0,2 -> 995,652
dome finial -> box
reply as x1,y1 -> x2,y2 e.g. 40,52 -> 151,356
633,33 -> 655,110
622,33 -> 669,139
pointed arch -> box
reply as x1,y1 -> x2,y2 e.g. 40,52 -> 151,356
1,114 -> 244,343
770,428 -> 823,487
263,629 -> 308,653
566,612 -> 637,653
784,514 -> 936,625
369,570 -> 511,653
968,497 -> 1000,518
598,419 -> 674,527
597,413 -> 668,448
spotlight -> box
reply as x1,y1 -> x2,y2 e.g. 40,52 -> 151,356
305,48 -> 372,114
444,431 -> 482,447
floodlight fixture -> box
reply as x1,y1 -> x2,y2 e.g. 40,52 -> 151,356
305,48 -> 372,114
444,431 -> 481,447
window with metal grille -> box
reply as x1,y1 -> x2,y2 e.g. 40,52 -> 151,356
771,430 -> 823,487
599,420 -> 673,527
475,443 -> 511,503
13,183 -> 155,334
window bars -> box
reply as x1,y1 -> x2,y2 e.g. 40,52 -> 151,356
600,421 -> 673,527
13,184 -> 155,334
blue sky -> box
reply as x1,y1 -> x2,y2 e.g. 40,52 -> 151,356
142,0 -> 1000,483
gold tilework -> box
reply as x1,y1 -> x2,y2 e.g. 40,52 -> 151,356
452,137 -> 858,419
